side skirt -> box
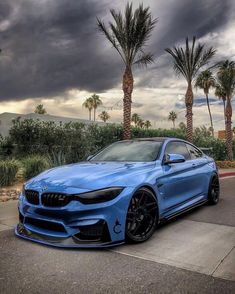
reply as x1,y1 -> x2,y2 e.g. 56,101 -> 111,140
160,200 -> 207,223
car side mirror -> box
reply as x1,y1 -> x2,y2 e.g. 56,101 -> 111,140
87,155 -> 93,161
164,153 -> 185,164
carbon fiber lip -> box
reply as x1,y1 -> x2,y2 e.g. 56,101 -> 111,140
15,224 -> 125,248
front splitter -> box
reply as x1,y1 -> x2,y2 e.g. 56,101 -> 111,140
15,224 -> 125,249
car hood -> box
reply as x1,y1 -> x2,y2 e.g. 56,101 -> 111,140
26,161 -> 157,192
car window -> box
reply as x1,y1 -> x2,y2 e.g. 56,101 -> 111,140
90,141 -> 163,162
186,144 -> 203,159
164,141 -> 191,161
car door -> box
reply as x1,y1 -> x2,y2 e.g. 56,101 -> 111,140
186,143 -> 209,196
161,141 -> 198,212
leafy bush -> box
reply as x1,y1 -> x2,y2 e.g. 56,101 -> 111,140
216,161 -> 235,168
193,137 -> 228,160
22,155 -> 50,179
6,118 -> 235,161
47,150 -> 66,167
0,136 -> 14,159
0,159 -> 20,187
131,126 -> 186,139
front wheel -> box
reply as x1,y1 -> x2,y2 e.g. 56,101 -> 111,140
125,188 -> 158,243
208,175 -> 220,205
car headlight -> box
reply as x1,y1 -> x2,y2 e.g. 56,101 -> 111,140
74,187 -> 124,204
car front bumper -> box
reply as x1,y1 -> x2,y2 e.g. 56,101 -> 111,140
15,187 -> 134,248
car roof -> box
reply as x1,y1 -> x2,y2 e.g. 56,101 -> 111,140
121,137 -> 182,143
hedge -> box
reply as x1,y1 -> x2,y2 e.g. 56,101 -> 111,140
22,155 -> 50,180
0,118 -> 234,162
0,159 -> 20,187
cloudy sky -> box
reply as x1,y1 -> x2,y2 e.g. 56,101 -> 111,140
0,0 -> 235,130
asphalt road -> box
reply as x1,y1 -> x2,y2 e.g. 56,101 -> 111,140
0,178 -> 235,294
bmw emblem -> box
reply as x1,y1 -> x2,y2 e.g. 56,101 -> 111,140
41,185 -> 48,191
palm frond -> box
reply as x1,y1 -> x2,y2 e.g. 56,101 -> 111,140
195,47 -> 216,74
97,18 -> 125,63
216,60 -> 235,99
165,37 -> 216,83
134,53 -> 154,67
97,3 -> 157,67
195,70 -> 216,94
165,47 -> 188,79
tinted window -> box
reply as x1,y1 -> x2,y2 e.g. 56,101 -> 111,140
91,141 -> 162,162
187,144 -> 203,159
164,141 -> 191,160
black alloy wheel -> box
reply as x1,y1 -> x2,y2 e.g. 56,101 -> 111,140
208,175 -> 220,205
125,187 -> 158,243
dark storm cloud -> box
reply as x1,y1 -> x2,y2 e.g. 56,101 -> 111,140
149,0 -> 231,55
0,0 -> 232,101
0,0 -> 122,101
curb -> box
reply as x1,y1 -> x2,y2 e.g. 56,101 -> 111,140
219,172 -> 235,178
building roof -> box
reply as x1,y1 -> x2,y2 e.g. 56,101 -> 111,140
0,112 -> 106,137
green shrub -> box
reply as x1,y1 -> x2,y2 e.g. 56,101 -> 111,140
47,150 -> 66,167
0,159 -> 20,187
6,118 -> 235,161
0,136 -> 14,159
193,137 -> 228,160
22,155 -> 50,179
216,161 -> 235,168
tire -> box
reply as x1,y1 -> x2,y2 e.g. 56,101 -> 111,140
125,187 -> 158,243
208,175 -> 220,205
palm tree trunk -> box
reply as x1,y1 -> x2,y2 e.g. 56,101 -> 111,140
89,109 -> 91,121
173,120 -> 175,128
185,83 -> 193,142
122,66 -> 133,140
225,98 -> 233,160
94,108 -> 96,121
223,99 -> 226,125
205,93 -> 214,137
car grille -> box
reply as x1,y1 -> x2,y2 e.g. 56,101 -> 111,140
25,217 -> 66,233
25,190 -> 39,205
41,193 -> 71,207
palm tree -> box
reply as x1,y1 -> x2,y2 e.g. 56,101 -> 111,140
137,118 -> 145,128
195,70 -> 216,137
99,111 -> 110,123
97,3 -> 157,139
82,97 -> 93,120
91,94 -> 102,121
168,111 -> 177,128
215,84 -> 226,121
216,60 -> 235,160
178,121 -> 186,132
165,37 -> 216,142
131,113 -> 141,126
144,120 -> 152,129
34,104 -> 47,114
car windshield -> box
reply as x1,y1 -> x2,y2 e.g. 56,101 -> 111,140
90,140 -> 162,162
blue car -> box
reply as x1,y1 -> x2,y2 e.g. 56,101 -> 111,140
16,138 -> 220,248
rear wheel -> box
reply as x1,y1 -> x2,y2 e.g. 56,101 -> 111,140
208,175 -> 220,205
125,188 -> 158,243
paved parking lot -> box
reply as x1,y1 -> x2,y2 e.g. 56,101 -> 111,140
0,177 -> 234,293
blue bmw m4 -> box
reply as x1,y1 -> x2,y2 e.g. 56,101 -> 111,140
16,138 -> 220,248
